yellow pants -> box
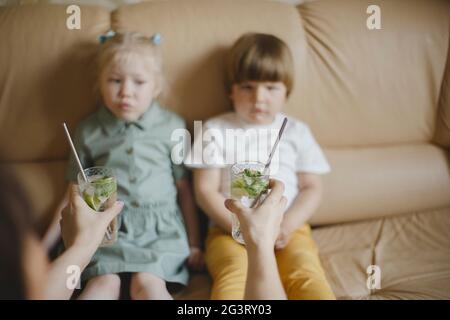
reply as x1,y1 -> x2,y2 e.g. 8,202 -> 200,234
205,224 -> 336,300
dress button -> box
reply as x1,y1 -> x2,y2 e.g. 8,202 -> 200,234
129,177 -> 136,183
126,147 -> 133,155
131,200 -> 139,208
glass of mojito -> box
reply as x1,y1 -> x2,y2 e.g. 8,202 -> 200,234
230,162 -> 269,244
77,166 -> 118,246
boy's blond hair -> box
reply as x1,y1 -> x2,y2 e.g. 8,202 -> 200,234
94,31 -> 163,99
226,33 -> 294,97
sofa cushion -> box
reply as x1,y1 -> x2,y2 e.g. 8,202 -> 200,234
313,206 -> 450,299
175,207 -> 450,300
434,22 -> 450,148
312,143 -> 450,225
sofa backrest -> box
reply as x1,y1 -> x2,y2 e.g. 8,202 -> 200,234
1,0 -> 448,153
296,0 -> 450,147
0,0 -> 449,230
0,4 -> 110,162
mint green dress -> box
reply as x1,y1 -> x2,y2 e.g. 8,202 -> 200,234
66,102 -> 190,285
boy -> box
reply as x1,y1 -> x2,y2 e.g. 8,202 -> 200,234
189,33 -> 335,300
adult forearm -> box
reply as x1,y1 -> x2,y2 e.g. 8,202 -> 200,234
42,219 -> 62,251
245,246 -> 286,300
45,245 -> 95,300
42,189 -> 70,250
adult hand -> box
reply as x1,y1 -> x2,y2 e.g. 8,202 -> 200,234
60,184 -> 124,251
224,179 -> 287,249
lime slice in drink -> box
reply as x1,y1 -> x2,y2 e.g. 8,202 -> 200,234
82,175 -> 117,211
92,176 -> 114,185
83,192 -> 102,211
231,187 -> 249,199
91,176 -> 116,198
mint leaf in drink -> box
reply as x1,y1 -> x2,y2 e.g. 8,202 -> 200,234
231,168 -> 268,198
243,169 -> 262,178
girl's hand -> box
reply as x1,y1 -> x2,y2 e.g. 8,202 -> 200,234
187,246 -> 205,272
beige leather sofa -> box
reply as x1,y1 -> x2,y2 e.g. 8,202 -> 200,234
1,0 -> 449,300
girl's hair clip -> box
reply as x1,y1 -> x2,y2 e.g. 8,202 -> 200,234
151,33 -> 162,45
98,30 -> 116,44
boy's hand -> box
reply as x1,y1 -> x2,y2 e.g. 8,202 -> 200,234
274,225 -> 293,250
187,246 -> 205,272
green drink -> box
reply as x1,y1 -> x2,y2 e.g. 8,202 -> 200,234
230,162 -> 269,244
78,167 -> 118,246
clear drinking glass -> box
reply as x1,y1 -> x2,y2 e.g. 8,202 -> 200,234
77,166 -> 118,246
230,161 -> 269,244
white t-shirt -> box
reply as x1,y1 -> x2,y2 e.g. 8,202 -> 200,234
185,112 -> 330,210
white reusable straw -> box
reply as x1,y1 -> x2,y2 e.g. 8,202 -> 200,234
63,123 -> 88,182
250,117 -> 288,208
